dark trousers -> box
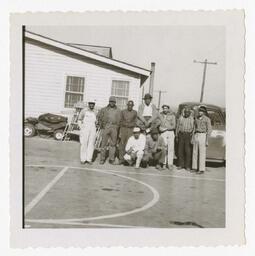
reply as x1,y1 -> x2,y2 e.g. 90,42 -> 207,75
118,127 -> 134,161
178,132 -> 192,169
100,125 -> 118,162
142,149 -> 166,166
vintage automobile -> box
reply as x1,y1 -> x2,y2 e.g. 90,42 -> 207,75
24,113 -> 68,140
177,102 -> 226,163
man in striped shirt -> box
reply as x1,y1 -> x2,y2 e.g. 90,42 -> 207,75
176,108 -> 194,171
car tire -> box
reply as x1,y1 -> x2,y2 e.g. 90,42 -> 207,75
24,123 -> 36,137
54,129 -> 64,141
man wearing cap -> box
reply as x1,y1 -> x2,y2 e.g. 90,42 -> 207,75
192,106 -> 212,174
78,99 -> 97,164
141,128 -> 166,170
118,100 -> 137,165
124,127 -> 146,169
137,93 -> 163,132
159,105 -> 176,170
176,107 -> 194,171
97,96 -> 121,164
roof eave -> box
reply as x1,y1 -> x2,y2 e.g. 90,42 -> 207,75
25,31 -> 151,77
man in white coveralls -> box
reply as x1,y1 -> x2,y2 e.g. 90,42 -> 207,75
78,99 -> 97,164
124,127 -> 146,169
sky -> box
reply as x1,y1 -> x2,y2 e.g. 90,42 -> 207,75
27,25 -> 225,109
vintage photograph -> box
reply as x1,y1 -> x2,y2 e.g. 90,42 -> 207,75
23,25 -> 226,229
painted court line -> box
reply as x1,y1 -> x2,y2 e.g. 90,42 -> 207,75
26,165 -> 160,223
25,164 -> 224,182
26,220 -> 147,228
25,166 -> 69,215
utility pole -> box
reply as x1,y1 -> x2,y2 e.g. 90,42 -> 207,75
155,90 -> 167,110
193,59 -> 217,102
149,62 -> 156,96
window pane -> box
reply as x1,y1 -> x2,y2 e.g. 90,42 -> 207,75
64,92 -> 83,108
111,80 -> 129,109
116,97 -> 128,110
112,80 -> 129,97
66,76 -> 85,92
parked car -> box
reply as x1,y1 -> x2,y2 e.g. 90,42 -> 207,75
177,102 -> 226,163
24,117 -> 38,137
24,113 -> 68,140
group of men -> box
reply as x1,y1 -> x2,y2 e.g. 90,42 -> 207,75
78,93 -> 212,174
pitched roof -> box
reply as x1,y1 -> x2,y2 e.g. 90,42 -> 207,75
66,43 -> 113,58
25,31 -> 151,80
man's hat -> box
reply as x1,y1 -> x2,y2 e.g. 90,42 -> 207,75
143,93 -> 153,100
109,96 -> 117,102
133,127 -> 141,133
162,104 -> 170,109
199,105 -> 207,113
127,100 -> 134,106
88,99 -> 96,104
150,128 -> 159,134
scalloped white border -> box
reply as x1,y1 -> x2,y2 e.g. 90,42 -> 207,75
9,10 -> 245,247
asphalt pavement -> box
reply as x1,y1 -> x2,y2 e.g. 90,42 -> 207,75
24,137 -> 225,228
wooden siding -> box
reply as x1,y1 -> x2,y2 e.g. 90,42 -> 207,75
25,39 -> 142,118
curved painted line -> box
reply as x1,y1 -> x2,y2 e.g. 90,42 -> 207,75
26,165 -> 160,223
25,164 -> 225,182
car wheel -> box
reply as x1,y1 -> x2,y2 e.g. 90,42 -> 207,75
54,129 -> 64,140
24,123 -> 36,137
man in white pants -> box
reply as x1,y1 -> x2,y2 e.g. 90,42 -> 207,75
124,127 -> 146,169
159,105 -> 176,170
192,106 -> 212,174
78,99 -> 97,165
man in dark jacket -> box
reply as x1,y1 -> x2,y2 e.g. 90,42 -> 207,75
118,100 -> 137,164
97,96 -> 121,164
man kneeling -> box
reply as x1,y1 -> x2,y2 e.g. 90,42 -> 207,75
142,128 -> 166,170
124,127 -> 146,169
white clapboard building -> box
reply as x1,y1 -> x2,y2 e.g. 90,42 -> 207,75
25,31 -> 151,118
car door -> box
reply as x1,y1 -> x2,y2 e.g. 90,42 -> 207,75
206,108 -> 226,162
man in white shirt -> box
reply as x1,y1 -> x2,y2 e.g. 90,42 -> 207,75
137,93 -> 163,133
78,99 -> 97,164
124,127 -> 146,169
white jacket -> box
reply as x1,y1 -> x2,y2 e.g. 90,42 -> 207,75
125,134 -> 146,153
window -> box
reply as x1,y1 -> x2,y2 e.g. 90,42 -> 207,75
111,80 -> 130,109
207,110 -> 224,127
64,76 -> 85,108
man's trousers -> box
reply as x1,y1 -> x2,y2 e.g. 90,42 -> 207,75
177,132 -> 192,169
124,150 -> 144,168
100,125 -> 118,162
119,127 -> 134,162
161,130 -> 175,166
192,133 -> 207,171
80,125 -> 96,162
142,149 -> 166,166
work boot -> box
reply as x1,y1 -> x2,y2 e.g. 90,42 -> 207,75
156,164 -> 162,171
109,159 -> 114,165
168,164 -> 174,171
80,161 -> 86,165
196,170 -> 205,175
87,161 -> 93,165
